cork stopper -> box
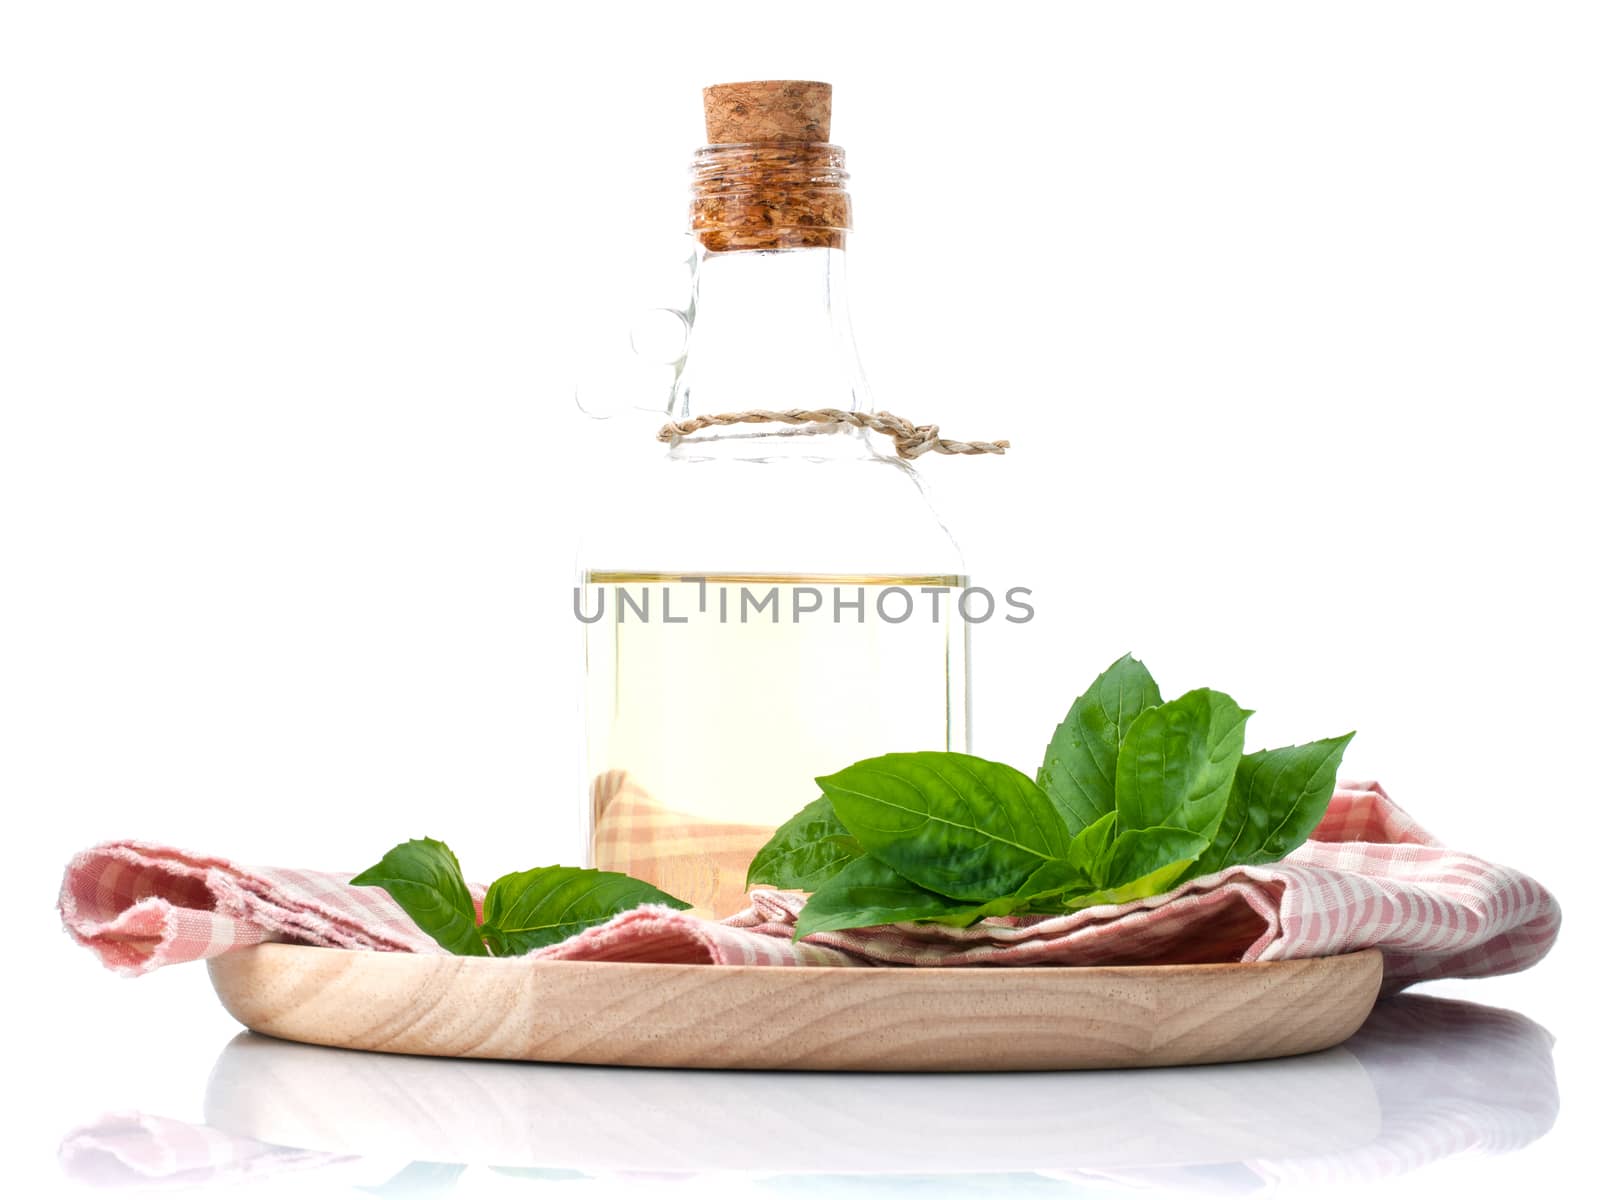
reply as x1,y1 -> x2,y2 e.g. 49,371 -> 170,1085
692,81 -> 848,252
703,81 -> 832,145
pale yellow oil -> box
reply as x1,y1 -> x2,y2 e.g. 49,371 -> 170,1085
583,571 -> 969,916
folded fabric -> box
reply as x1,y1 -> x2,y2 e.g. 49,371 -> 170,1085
590,768 -> 775,919
59,782 -> 1559,994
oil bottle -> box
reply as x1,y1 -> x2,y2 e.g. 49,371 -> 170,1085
580,82 -> 973,917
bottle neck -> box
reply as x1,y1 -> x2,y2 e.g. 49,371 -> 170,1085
672,245 -> 869,422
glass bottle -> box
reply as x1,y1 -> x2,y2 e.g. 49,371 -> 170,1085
579,82 -> 970,917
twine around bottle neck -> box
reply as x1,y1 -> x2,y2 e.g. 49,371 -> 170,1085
658,408 -> 1008,459
681,131 -> 1003,458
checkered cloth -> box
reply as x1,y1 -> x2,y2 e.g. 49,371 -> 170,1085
590,768 -> 775,919
59,782 -> 1558,993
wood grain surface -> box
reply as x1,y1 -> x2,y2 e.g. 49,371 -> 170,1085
208,944 -> 1383,1071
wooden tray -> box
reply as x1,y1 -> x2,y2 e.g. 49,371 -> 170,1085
208,944 -> 1382,1071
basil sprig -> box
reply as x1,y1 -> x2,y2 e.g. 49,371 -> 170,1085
352,842 -> 689,956
749,654 -> 1354,939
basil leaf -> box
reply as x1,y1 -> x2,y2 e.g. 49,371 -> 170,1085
1066,810 -> 1118,886
745,796 -> 863,890
1030,828 -> 1206,912
350,838 -> 486,957
1037,654 -> 1162,833
1115,689 -> 1249,841
1064,855 -> 1198,909
1011,856 -> 1093,902
793,855 -> 981,938
1186,732 -> 1356,879
917,856 -> 1096,924
918,896 -> 1038,927
1103,826 -> 1209,887
818,752 -> 1073,901
479,866 -> 690,956
793,854 -> 1093,938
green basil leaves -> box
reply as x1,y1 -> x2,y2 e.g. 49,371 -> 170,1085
349,839 -> 488,957
818,753 -> 1071,900
359,654 -> 1354,952
352,844 -> 689,957
750,654 -> 1353,938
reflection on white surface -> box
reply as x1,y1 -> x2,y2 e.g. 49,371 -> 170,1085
58,995 -> 1557,1196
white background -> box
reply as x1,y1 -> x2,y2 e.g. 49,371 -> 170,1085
2,2 -> 1595,1196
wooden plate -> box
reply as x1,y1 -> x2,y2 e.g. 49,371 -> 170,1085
208,944 -> 1382,1071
